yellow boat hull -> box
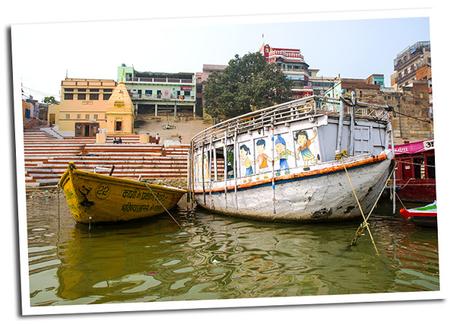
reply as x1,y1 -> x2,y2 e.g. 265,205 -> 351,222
58,163 -> 186,223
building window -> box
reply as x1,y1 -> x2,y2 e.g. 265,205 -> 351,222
78,88 -> 86,92
184,90 -> 191,97
93,114 -> 98,120
89,93 -> 99,100
64,93 -> 73,100
85,114 -> 90,120
64,88 -> 73,92
78,94 -> 86,100
65,114 -> 70,119
90,88 -> 99,92
77,114 -> 81,119
157,90 -> 162,98
103,93 -> 111,100
115,121 -> 122,131
145,89 -> 153,97
103,89 -> 113,93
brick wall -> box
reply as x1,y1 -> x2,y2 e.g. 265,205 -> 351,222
343,81 -> 433,143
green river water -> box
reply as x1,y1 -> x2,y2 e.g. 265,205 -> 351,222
26,189 -> 440,307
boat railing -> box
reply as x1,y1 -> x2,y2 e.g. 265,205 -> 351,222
191,95 -> 390,147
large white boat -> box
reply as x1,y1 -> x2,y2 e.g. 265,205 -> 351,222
188,95 -> 394,222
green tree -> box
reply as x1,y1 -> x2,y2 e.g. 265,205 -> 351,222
204,52 -> 292,121
43,96 -> 58,104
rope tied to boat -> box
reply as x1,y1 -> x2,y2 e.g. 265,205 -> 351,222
142,182 -> 182,228
346,162 -> 397,253
342,165 -> 380,255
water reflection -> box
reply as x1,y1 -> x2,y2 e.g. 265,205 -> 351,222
26,190 -> 439,306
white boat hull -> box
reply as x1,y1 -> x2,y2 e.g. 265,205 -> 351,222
195,156 -> 392,222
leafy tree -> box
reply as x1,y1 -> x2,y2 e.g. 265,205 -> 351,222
204,52 -> 292,121
43,96 -> 58,104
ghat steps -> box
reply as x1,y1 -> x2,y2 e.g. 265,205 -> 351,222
22,129 -> 193,187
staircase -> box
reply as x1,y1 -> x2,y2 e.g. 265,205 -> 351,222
22,129 -> 191,187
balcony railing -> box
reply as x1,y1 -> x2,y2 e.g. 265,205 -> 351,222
131,93 -> 195,101
126,77 -> 194,84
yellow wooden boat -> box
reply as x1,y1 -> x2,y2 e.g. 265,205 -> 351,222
58,162 -> 186,223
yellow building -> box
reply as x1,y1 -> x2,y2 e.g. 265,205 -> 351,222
48,78 -> 134,137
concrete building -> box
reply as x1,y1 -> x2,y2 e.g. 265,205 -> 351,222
323,76 -> 382,100
307,69 -> 339,96
392,41 -> 431,89
324,75 -> 432,143
260,44 -> 313,98
48,78 -> 134,137
196,64 -> 227,118
118,64 -> 196,117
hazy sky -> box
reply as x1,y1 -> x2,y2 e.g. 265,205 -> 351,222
12,16 -> 430,101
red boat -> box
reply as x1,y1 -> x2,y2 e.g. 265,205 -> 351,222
394,139 -> 436,202
400,201 -> 437,227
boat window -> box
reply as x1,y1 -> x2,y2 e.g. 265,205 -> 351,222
426,154 -> 436,179
226,145 -> 234,179
215,147 -> 225,181
413,157 -> 424,179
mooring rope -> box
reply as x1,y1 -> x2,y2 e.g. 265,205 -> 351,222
394,191 -> 407,210
143,182 -> 182,228
343,165 -> 380,256
349,164 -> 396,247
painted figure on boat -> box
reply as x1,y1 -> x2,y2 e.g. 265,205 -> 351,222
274,134 -> 293,174
239,144 -> 254,176
255,138 -> 270,172
295,128 -> 318,168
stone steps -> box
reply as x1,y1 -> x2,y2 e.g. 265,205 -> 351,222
22,129 -> 192,187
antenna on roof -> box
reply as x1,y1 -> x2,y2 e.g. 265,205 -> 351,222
65,69 -> 68,78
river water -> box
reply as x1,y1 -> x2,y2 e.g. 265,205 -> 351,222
26,189 -> 439,307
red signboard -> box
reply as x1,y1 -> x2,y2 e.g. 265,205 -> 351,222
394,139 -> 434,155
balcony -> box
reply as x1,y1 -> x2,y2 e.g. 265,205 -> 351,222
126,77 -> 194,84
131,93 -> 195,102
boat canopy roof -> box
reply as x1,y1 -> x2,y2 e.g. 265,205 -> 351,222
192,95 -> 391,147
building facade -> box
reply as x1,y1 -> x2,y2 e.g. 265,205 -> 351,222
324,75 -> 432,143
323,76 -> 382,100
392,41 -> 431,89
306,69 -> 338,96
260,44 -> 312,98
196,64 -> 227,118
49,78 -> 134,137
118,64 -> 196,117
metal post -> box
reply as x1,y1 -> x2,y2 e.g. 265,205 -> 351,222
270,123 -> 276,215
336,94 -> 345,154
223,130 -> 228,209
389,120 -> 396,215
349,91 -> 356,156
155,104 -> 158,117
174,102 -> 177,118
233,127 -> 239,210
201,141 -> 206,206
